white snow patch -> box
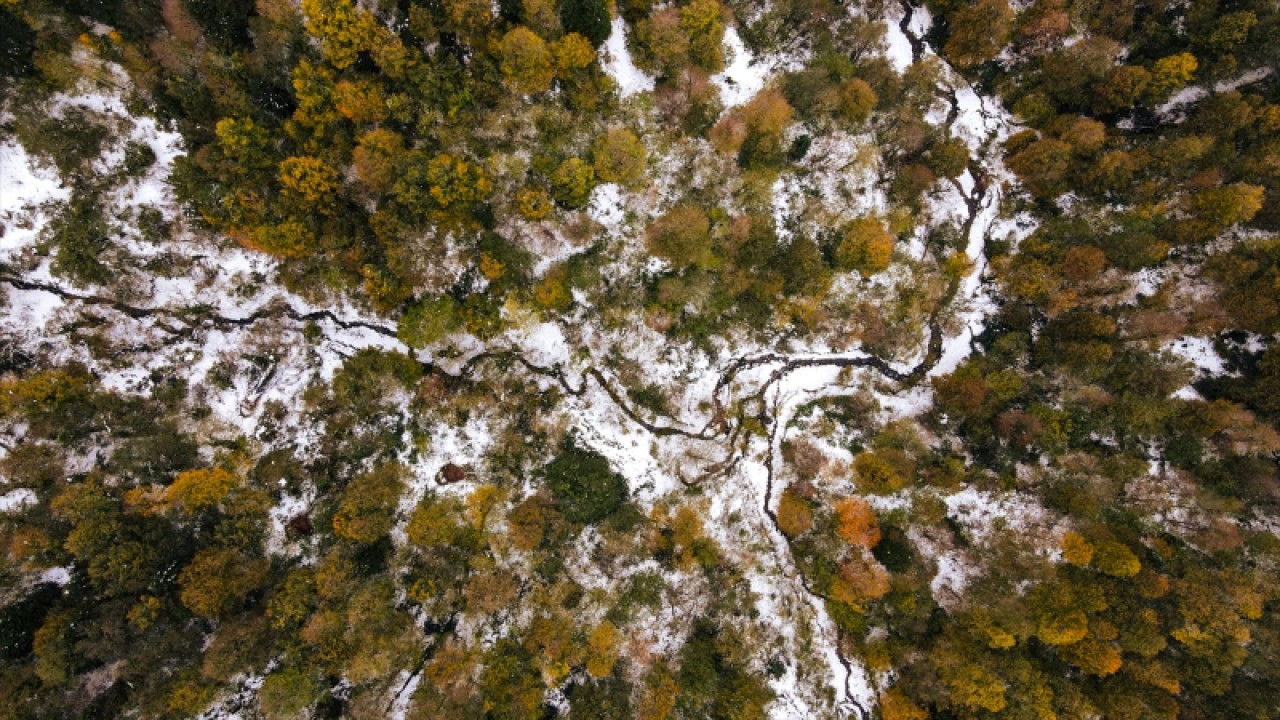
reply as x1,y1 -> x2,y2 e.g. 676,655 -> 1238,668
712,27 -> 769,108
602,18 -> 655,98
907,5 -> 933,35
0,141 -> 71,254
40,566 -> 72,585
587,182 -> 626,230
1165,336 -> 1225,376
514,321 -> 571,367
0,488 -> 38,512
882,14 -> 914,73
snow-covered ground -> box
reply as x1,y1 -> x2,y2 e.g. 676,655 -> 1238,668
602,17 -> 654,98
712,27 -> 770,108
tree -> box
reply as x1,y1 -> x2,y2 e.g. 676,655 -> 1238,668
559,0 -> 610,47
541,442 -> 628,523
776,488 -> 814,537
1191,183 -> 1264,227
279,155 -> 341,208
647,205 -> 713,269
585,621 -> 622,677
352,128 -> 404,194
552,32 -> 596,72
880,688 -> 929,720
837,78 -> 877,125
1061,245 -> 1107,282
853,450 -> 909,495
1095,65 -> 1150,114
259,667 -> 322,718
943,0 -> 1013,68
166,467 -> 239,513
834,497 -> 881,549
426,153 -> 492,210
178,547 -> 268,618
500,27 -> 555,94
333,78 -> 388,123
635,9 -> 689,77
830,552 -> 891,605
551,157 -> 596,208
1007,138 -> 1073,199
442,0 -> 492,40
927,137 -> 969,179
835,217 -> 894,274
398,295 -> 462,348
516,186 -> 553,220
1146,53 -> 1197,103
1061,531 -> 1095,566
301,0 -> 381,69
332,463 -> 404,543
943,663 -> 1007,713
679,0 -> 724,73
592,128 -> 647,186
1092,539 -> 1140,577
712,89 -> 795,169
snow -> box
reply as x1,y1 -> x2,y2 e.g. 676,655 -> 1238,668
602,18 -> 655,98
0,141 -> 71,253
1165,336 -> 1226,376
41,566 -> 72,585
882,13 -> 914,73
0,488 -> 38,512
712,27 -> 769,108
587,182 -> 626,230
907,5 -> 933,35
1157,66 -> 1274,118
511,321 -> 570,366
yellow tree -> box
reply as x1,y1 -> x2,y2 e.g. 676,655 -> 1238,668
679,0 -> 725,73
591,127 -> 647,185
552,32 -> 596,73
776,488 -> 814,537
500,26 -> 555,94
333,78 -> 388,124
835,216 -> 894,274
352,128 -> 405,194
426,153 -> 492,210
834,496 -> 881,549
279,155 -> 341,208
332,463 -> 405,544
301,0 -> 381,69
166,467 -> 239,513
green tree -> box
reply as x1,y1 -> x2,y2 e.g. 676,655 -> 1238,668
259,667 -> 322,718
541,442 -> 628,523
559,0 -> 610,47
